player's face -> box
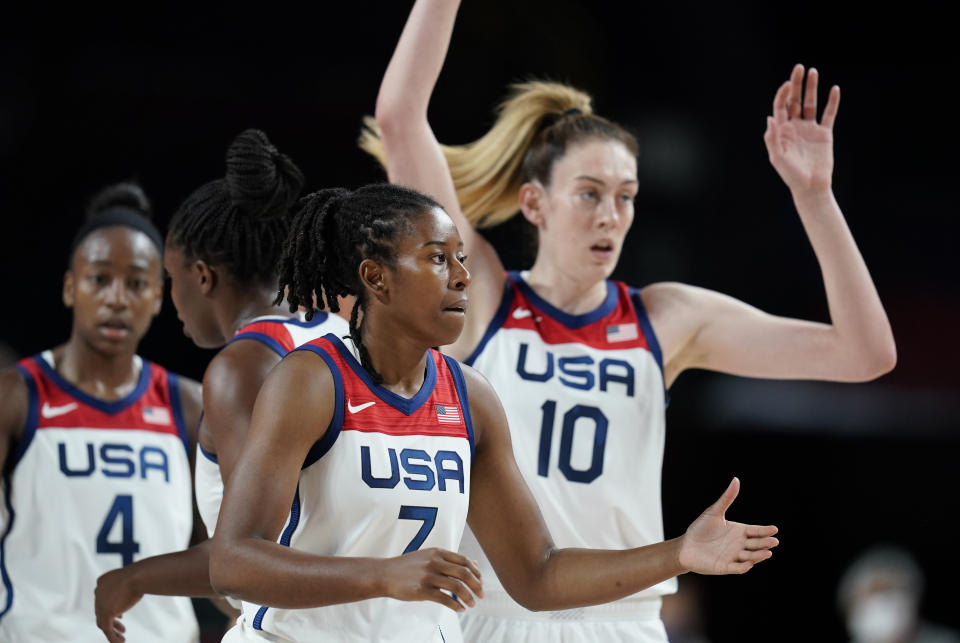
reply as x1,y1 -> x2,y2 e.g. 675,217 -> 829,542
382,207 -> 470,348
163,243 -> 224,349
64,226 -> 163,357
536,138 -> 638,283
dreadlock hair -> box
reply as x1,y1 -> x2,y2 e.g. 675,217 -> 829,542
167,129 -> 305,287
276,183 -> 442,385
359,80 -> 638,229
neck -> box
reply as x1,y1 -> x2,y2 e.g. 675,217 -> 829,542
57,335 -> 140,400
219,283 -> 286,338
526,255 -> 609,315
355,311 -> 430,398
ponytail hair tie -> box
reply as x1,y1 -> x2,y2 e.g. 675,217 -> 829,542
563,107 -> 583,117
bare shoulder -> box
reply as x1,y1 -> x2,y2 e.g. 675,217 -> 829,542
455,360 -> 509,449
202,340 -> 280,407
0,367 -> 29,457
174,372 -> 203,445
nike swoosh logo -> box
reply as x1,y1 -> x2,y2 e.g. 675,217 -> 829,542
41,402 -> 79,419
512,308 -> 533,319
347,400 -> 375,414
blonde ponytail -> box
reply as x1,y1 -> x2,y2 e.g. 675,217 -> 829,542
360,81 -> 635,229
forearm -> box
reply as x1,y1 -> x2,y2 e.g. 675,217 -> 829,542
375,0 -> 461,124
123,540 -> 218,598
792,187 -> 895,374
511,539 -> 685,611
210,537 -> 384,608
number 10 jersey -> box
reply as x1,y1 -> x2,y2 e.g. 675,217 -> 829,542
460,271 -> 671,615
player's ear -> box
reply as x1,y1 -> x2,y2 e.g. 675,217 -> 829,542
358,259 -> 388,303
519,181 -> 547,228
191,260 -> 217,296
63,270 -> 75,308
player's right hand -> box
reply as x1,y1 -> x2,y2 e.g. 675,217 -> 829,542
95,567 -> 141,643
380,547 -> 484,611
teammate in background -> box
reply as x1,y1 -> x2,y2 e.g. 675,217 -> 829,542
360,1 -> 896,640
94,130 -> 349,643
0,183 -> 203,643
208,183 -> 779,643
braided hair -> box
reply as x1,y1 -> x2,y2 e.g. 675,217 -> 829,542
167,129 -> 305,286
276,183 -> 442,384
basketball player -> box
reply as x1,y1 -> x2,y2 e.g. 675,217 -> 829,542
94,130 -> 349,643
359,1 -> 896,640
208,184 -> 779,643
0,183 -> 203,642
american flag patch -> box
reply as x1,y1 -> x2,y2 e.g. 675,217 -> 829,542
435,404 -> 461,424
606,323 -> 638,343
142,406 -> 172,425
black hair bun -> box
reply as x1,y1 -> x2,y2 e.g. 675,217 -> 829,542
86,182 -> 153,221
225,129 -> 305,220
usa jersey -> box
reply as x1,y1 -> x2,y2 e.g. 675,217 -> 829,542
229,334 -> 473,643
459,271 -> 669,619
194,312 -> 349,538
0,351 -> 198,643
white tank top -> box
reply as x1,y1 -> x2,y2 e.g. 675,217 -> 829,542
236,335 -> 473,643
193,312 -> 349,537
1,351 -> 198,642
460,271 -> 671,620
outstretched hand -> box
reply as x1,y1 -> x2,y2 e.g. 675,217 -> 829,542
678,477 -> 779,575
95,568 -> 142,643
764,63 -> 840,194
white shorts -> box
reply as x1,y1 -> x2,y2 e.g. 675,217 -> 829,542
460,595 -> 667,643
222,610 -> 462,643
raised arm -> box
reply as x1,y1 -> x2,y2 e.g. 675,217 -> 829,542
208,351 -> 483,611
647,65 -> 896,387
371,0 -> 506,359
463,364 -> 778,610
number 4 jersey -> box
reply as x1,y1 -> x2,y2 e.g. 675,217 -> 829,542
1,351 -> 197,643
459,271 -> 671,616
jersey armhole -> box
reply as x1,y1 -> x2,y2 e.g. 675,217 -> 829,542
297,346 -> 345,469
228,332 -> 289,357
442,355 -> 475,462
629,288 -> 670,407
166,372 -> 192,459
464,278 -> 515,366
8,365 -> 38,470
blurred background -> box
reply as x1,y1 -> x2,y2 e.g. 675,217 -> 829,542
1,1 -> 957,641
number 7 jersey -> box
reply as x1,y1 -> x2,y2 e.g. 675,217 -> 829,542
460,271 -> 672,611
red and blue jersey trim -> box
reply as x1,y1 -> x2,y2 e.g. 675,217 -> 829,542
228,313 -> 332,357
294,334 -> 474,469
12,353 -> 190,462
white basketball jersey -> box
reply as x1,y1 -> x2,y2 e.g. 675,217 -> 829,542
460,271 -> 670,620
0,351 -> 198,642
194,312 -> 349,538
229,334 -> 473,643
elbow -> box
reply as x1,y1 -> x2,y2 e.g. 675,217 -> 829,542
373,97 -> 422,141
208,538 -> 241,599
847,336 -> 898,382
872,336 -> 898,377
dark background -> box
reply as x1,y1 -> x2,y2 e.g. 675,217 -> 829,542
1,2 -> 957,641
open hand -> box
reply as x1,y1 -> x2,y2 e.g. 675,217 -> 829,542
678,477 -> 779,575
95,568 -> 142,643
764,64 -> 840,194
380,547 -> 483,612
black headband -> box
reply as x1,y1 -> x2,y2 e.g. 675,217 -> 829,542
69,207 -> 164,260
562,107 -> 583,117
